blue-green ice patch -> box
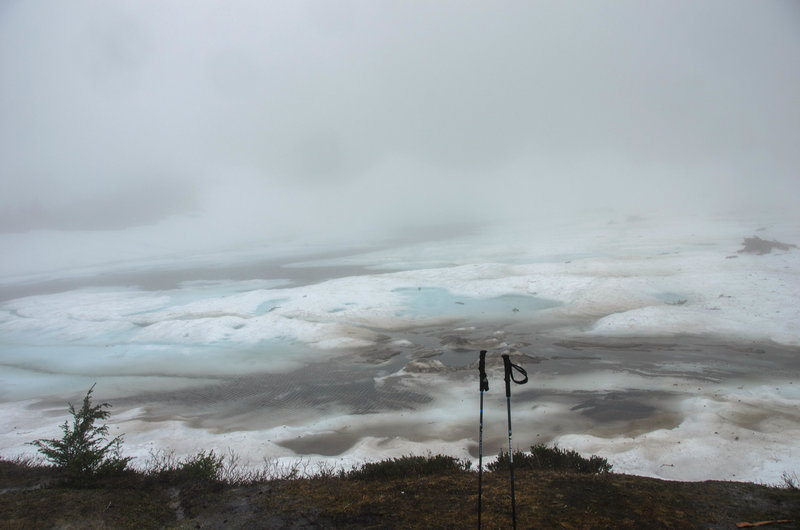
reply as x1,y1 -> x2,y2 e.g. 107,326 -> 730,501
392,287 -> 560,319
655,292 -> 689,305
255,298 -> 288,315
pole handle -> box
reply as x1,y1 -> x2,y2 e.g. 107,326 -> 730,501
478,350 -> 489,391
501,354 -> 528,397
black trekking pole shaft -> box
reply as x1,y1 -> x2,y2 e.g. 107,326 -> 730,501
502,354 -> 517,529
477,350 -> 488,529
478,388 -> 485,528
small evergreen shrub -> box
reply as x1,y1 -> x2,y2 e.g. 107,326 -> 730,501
28,384 -> 131,484
179,450 -> 224,482
347,454 -> 471,480
488,444 -> 612,474
146,448 -> 225,483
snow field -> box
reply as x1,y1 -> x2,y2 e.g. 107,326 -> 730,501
1,212 -> 799,483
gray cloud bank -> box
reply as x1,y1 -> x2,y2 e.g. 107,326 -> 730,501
1,1 -> 798,242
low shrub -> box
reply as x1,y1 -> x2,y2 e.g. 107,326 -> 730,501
144,448 -> 181,476
346,454 -> 471,480
782,471 -> 799,490
180,450 -> 225,482
487,444 -> 612,474
146,448 -> 224,483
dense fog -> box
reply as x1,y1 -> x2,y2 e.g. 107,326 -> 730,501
2,1 -> 798,253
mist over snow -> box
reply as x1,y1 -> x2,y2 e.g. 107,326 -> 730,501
1,0 -> 799,271
1,2 -> 800,483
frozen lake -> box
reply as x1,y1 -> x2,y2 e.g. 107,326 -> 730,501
1,212 -> 799,483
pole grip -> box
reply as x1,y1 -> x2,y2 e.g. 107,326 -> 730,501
502,354 -> 512,397
479,350 -> 489,391
502,354 -> 528,397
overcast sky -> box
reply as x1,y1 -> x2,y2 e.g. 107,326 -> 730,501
1,1 -> 799,241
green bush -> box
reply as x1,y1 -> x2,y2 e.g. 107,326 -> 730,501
487,444 -> 612,474
146,448 -> 225,483
28,384 -> 131,484
179,450 -> 224,482
346,454 -> 471,480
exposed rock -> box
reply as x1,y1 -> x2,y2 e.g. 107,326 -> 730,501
439,335 -> 472,350
404,359 -> 451,373
439,335 -> 505,351
738,236 -> 797,255
666,299 -> 687,306
408,348 -> 444,360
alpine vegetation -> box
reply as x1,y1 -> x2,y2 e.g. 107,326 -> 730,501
29,384 -> 131,484
487,444 -> 613,475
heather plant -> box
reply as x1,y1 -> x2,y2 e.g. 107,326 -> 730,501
488,444 -> 612,474
145,448 -> 224,482
179,450 -> 225,482
346,454 -> 471,480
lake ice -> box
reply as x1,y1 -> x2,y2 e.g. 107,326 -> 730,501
1,212 -> 799,483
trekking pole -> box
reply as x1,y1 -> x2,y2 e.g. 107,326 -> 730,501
502,354 -> 528,530
477,350 -> 489,529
